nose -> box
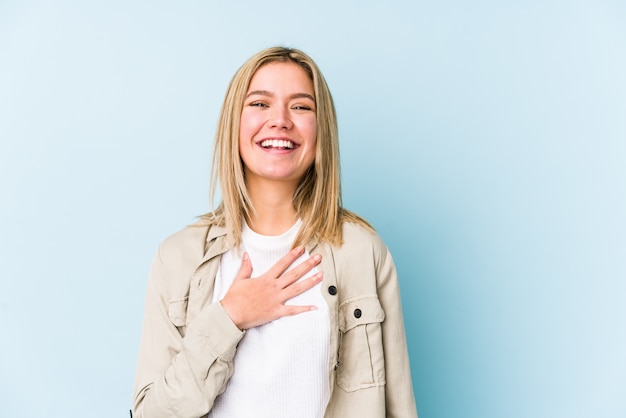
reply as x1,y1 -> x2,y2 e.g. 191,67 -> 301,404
268,105 -> 293,130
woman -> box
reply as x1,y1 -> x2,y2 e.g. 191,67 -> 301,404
132,46 -> 417,418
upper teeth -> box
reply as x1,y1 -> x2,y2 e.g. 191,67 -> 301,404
261,139 -> 294,149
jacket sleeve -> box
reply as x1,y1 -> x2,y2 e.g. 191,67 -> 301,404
377,246 -> 419,418
132,245 -> 244,418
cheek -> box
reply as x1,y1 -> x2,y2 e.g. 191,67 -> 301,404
239,110 -> 261,140
238,116 -> 253,161
305,118 -> 318,143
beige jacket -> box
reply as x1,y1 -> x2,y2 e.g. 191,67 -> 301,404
132,221 -> 418,418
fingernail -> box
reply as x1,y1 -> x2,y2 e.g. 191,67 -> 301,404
312,254 -> 322,262
310,306 -> 318,311
243,252 -> 249,261
294,245 -> 304,253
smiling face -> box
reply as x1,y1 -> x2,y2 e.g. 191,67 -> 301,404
239,62 -> 317,189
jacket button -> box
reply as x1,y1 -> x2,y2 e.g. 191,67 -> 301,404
354,308 -> 362,318
328,285 -> 337,295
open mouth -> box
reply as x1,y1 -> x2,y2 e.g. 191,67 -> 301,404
260,139 -> 296,150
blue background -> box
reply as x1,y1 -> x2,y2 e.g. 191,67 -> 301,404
1,1 -> 625,417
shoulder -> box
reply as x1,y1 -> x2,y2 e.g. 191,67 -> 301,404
146,224 -> 213,300
156,224 -> 210,270
338,209 -> 383,250
341,220 -> 376,242
337,220 -> 390,266
341,221 -> 387,251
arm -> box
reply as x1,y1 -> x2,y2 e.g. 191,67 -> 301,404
132,246 -> 244,418
377,247 -> 419,418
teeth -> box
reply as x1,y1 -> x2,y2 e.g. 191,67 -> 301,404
261,139 -> 294,149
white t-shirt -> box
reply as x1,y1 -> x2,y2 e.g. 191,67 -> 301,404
209,220 -> 330,418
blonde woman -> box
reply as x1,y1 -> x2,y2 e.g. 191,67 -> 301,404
132,47 -> 417,418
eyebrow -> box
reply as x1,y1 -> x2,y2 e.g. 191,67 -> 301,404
246,90 -> 315,102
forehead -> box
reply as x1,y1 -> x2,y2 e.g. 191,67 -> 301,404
248,62 -> 314,93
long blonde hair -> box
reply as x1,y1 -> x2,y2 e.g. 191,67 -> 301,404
199,46 -> 371,247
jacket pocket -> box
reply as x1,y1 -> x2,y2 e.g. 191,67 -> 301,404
337,295 -> 386,392
168,296 -> 189,336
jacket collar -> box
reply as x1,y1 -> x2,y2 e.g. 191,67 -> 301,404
202,222 -> 323,261
202,223 -> 231,264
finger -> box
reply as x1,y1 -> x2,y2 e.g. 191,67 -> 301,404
234,252 -> 253,281
279,304 -> 318,318
278,253 -> 322,288
265,246 -> 306,278
282,271 -> 324,300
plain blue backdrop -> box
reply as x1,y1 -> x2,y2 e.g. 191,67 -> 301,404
1,1 -> 625,417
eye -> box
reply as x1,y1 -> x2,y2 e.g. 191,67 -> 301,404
293,105 -> 313,111
249,101 -> 268,108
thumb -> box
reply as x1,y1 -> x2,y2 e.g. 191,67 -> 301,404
234,252 -> 252,281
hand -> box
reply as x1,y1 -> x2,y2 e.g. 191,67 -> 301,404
220,246 -> 323,330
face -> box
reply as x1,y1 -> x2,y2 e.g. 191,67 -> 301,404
239,61 -> 317,188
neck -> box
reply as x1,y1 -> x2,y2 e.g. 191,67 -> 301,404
246,178 -> 299,236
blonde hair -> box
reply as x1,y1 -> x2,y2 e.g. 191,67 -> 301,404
199,46 -> 371,247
